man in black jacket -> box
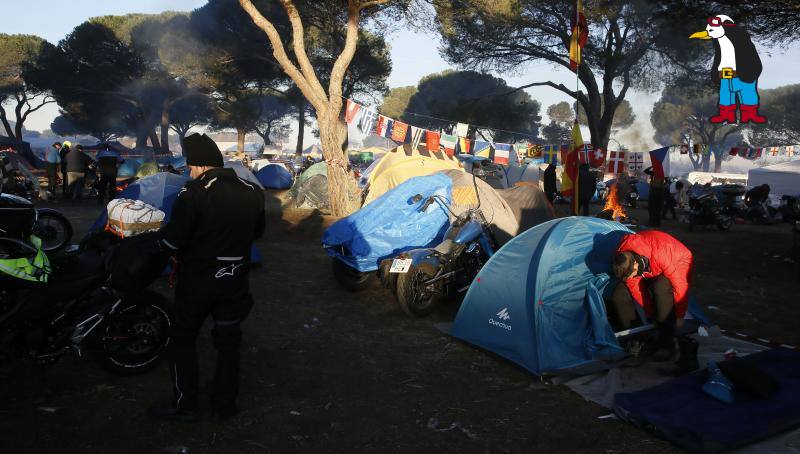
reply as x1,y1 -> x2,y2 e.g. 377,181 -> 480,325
543,163 -> 557,204
150,133 -> 266,422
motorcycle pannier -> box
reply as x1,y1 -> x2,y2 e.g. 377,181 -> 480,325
107,199 -> 165,238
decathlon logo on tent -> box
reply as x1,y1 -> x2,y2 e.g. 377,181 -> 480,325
489,308 -> 512,331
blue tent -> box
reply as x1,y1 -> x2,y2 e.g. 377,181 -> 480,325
91,172 -> 262,263
255,164 -> 293,189
323,173 -> 452,272
451,217 -> 706,376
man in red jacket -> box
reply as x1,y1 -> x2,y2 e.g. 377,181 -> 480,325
610,230 -> 693,360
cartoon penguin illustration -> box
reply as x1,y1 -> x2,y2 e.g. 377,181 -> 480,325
690,15 -> 766,124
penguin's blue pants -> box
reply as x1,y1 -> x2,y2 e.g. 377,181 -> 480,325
719,77 -> 759,106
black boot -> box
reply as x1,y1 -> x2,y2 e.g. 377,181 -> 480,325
674,336 -> 699,373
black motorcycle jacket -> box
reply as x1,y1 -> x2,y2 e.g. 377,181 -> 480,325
160,168 -> 265,266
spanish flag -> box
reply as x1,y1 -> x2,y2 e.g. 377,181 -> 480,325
568,0 -> 588,72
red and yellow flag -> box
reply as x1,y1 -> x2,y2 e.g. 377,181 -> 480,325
568,0 -> 588,72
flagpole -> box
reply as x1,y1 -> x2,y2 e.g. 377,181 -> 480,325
572,0 -> 582,216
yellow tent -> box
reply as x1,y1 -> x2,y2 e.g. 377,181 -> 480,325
362,143 -> 463,205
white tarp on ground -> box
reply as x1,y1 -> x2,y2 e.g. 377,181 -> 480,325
560,327 -> 800,453
224,160 -> 264,189
686,172 -> 748,186
747,160 -> 800,197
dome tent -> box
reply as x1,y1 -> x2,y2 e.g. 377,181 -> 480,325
362,143 -> 462,205
451,217 -> 706,376
255,163 -> 293,189
289,162 -> 329,209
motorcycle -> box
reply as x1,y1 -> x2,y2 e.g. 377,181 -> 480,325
1,156 -> 72,253
0,230 -> 173,375
688,192 -> 733,231
380,175 -> 498,317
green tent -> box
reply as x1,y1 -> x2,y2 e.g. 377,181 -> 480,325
289,162 -> 328,209
135,161 -> 159,178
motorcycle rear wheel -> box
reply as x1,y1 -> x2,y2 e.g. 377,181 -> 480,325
717,216 -> 733,231
95,293 -> 172,376
395,263 -> 442,318
35,209 -> 73,253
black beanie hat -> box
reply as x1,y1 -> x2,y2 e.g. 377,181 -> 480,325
184,133 -> 223,167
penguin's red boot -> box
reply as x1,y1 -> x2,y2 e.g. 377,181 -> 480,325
710,104 -> 737,124
740,105 -> 767,123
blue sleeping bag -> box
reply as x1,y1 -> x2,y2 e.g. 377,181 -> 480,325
614,347 -> 800,453
323,173 -> 453,272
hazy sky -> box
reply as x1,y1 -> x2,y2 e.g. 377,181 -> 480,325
4,0 -> 799,149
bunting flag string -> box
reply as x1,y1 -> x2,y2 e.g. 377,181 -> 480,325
344,98 -> 800,167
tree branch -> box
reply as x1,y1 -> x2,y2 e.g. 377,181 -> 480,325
238,0 -> 327,109
277,0 -> 328,102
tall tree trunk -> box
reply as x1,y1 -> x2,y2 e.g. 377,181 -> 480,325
160,100 -> 171,154
319,109 -> 357,215
237,128 -> 246,154
135,126 -> 149,150
14,117 -> 24,140
178,131 -> 188,156
713,150 -> 723,172
146,130 -> 160,161
295,104 -> 305,157
0,107 -> 13,137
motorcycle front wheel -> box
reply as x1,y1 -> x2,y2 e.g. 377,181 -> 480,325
717,216 -> 733,231
35,208 -> 73,253
395,263 -> 443,318
95,293 -> 172,375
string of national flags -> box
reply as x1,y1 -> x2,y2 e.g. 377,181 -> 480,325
680,143 -> 797,160
346,99 -> 531,165
346,97 -> 797,171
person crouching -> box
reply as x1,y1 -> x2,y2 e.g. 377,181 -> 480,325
609,230 -> 698,371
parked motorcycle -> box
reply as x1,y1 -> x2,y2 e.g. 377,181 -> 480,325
688,192 -> 733,231
0,230 -> 173,375
380,176 -> 498,317
1,156 -> 72,253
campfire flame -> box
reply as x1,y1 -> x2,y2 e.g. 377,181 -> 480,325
603,183 -> 627,221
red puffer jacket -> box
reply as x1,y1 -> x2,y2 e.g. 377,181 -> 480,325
616,230 -> 693,317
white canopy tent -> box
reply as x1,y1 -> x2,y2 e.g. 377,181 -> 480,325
747,160 -> 800,196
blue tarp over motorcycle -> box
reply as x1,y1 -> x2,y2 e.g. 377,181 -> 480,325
323,173 -> 453,272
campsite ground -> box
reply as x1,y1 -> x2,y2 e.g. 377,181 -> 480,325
1,194 -> 797,453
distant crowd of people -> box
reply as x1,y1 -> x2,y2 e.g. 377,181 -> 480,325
44,141 -> 123,204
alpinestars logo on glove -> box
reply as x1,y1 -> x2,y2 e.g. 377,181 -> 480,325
489,308 -> 512,331
215,263 -> 243,279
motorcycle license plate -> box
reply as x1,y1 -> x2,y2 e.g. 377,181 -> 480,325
389,258 -> 412,274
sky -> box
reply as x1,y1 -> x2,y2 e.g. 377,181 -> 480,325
5,0 -> 800,150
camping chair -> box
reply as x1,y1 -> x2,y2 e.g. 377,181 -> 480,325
613,302 -> 655,339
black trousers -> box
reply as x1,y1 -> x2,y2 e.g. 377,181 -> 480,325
97,172 -> 117,203
663,195 -> 677,219
60,165 -> 68,195
608,275 -> 676,348
170,261 -> 253,413
579,199 -> 591,216
46,163 -> 59,194
648,192 -> 664,226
